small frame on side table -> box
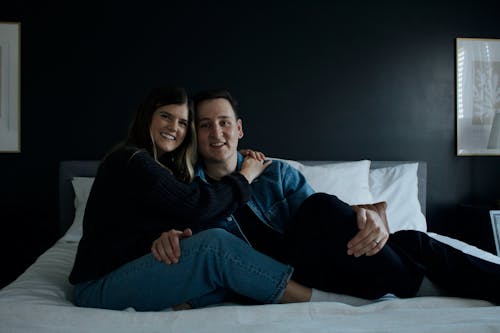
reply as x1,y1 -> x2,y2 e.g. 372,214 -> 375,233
490,210 -> 500,256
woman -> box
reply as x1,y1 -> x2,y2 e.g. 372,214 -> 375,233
69,86 -> 311,311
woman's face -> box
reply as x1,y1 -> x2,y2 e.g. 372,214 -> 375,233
150,103 -> 189,156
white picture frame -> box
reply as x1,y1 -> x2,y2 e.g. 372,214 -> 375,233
456,38 -> 500,156
0,22 -> 20,153
490,210 -> 500,256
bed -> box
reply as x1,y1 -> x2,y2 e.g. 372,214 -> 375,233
1,159 -> 500,333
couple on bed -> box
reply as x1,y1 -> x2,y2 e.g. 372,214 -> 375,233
69,86 -> 500,311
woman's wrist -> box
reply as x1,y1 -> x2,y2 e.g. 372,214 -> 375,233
238,169 -> 254,183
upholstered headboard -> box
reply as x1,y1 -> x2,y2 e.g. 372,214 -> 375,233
59,160 -> 100,236
58,160 -> 427,237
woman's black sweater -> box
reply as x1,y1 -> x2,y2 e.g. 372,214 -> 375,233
69,146 -> 251,284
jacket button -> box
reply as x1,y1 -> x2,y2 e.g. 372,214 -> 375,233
226,217 -> 233,221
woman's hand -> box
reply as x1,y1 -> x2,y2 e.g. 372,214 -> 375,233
151,228 -> 193,264
239,156 -> 272,183
239,149 -> 266,162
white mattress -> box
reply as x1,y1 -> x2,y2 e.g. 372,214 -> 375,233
1,234 -> 500,333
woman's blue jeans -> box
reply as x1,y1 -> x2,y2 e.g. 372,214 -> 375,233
73,228 -> 293,311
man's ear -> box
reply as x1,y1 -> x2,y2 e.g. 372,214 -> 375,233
237,118 -> 244,139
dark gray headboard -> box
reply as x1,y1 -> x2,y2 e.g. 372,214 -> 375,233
59,160 -> 100,237
58,160 -> 427,237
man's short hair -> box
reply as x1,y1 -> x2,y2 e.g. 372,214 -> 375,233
192,89 -> 240,119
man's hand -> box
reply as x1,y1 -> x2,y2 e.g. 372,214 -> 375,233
347,206 -> 389,257
151,228 -> 193,264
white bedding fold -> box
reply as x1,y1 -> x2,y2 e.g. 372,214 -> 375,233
1,237 -> 500,333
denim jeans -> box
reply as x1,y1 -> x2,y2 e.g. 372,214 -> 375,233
73,228 -> 293,311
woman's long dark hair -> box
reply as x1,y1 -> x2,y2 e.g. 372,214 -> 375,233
126,86 -> 196,182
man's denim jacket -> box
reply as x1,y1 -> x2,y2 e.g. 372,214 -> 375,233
195,153 -> 315,237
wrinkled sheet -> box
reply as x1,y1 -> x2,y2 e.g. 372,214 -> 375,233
1,237 -> 500,333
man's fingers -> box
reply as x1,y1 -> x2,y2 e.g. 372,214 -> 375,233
347,232 -> 371,256
347,226 -> 370,250
365,238 -> 385,256
347,204 -> 391,257
356,207 -> 367,230
348,224 -> 386,256
349,236 -> 377,257
366,235 -> 389,256
350,234 -> 388,257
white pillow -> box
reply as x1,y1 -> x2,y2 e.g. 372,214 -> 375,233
61,177 -> 95,242
60,162 -> 425,241
277,159 -> 374,205
369,163 -> 427,232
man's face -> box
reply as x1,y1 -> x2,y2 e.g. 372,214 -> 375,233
196,98 -> 243,165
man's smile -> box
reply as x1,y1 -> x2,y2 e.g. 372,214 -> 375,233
210,142 -> 226,147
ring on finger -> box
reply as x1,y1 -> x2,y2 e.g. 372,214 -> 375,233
373,239 -> 379,246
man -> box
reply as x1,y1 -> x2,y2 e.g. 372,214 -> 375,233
192,89 -> 388,253
190,89 -> 415,300
153,88 -> 500,304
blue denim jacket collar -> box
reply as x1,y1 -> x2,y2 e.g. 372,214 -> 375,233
195,152 -> 314,234
195,152 -> 244,181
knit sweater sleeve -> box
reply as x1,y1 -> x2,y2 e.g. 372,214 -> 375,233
124,149 -> 251,226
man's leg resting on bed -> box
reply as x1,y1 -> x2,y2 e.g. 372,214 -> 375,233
389,230 -> 500,304
285,193 -> 423,300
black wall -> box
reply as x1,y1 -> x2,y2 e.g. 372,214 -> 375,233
1,1 -> 500,286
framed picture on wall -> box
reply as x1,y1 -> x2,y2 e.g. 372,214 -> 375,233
491,210 -> 500,256
456,38 -> 500,156
0,22 -> 20,153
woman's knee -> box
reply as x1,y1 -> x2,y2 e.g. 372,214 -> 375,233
189,228 -> 245,252
195,228 -> 236,242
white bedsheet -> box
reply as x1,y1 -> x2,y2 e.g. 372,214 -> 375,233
1,236 -> 500,333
